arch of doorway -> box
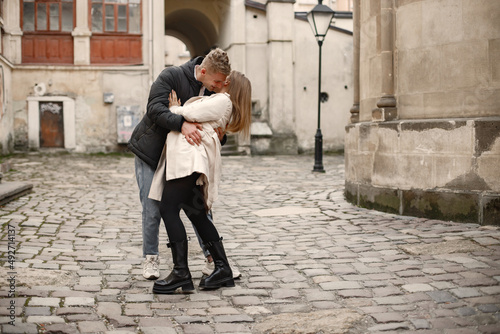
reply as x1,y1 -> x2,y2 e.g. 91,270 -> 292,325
164,8 -> 219,57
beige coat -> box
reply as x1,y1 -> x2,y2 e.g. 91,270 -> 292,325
149,93 -> 232,210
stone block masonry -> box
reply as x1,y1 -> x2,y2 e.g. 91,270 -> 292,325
345,117 -> 500,225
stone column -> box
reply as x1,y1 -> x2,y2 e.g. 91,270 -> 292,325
372,0 -> 397,121
266,0 -> 297,153
223,0 -> 246,69
151,0 -> 165,81
228,0 -> 250,153
73,0 -> 91,65
2,0 -> 23,64
349,0 -> 360,123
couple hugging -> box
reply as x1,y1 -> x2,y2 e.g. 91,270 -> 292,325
128,48 -> 251,294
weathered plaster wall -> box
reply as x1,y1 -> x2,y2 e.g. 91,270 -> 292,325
4,0 -> 353,157
294,19 -> 353,153
227,2 -> 353,155
12,67 -> 149,152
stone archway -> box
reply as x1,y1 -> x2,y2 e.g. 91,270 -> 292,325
164,0 -> 230,57
165,9 -> 217,57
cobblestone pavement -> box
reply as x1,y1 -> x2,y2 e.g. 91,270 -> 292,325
0,152 -> 499,334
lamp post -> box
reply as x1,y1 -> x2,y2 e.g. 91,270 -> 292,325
307,0 -> 335,173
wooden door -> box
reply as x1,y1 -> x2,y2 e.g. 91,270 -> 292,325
40,102 -> 64,148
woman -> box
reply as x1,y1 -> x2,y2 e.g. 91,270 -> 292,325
149,71 -> 251,294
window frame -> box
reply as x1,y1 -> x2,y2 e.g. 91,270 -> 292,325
20,0 -> 75,64
89,0 -> 142,35
21,0 -> 75,34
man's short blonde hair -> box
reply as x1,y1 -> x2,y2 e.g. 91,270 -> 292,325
201,48 -> 231,77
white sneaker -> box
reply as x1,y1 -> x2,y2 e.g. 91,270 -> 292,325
202,258 -> 241,279
143,255 -> 160,280
229,259 -> 241,279
202,258 -> 214,276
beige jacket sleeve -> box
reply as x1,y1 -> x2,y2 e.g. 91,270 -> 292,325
170,93 -> 232,123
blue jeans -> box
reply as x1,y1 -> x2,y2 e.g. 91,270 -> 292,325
134,156 -> 210,257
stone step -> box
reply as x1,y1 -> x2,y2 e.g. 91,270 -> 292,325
0,181 -> 33,206
0,159 -> 33,205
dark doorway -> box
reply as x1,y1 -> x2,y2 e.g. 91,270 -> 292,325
40,101 -> 64,148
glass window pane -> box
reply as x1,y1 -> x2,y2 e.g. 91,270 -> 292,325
23,3 -> 35,31
37,3 -> 47,30
129,4 -> 140,33
49,4 -> 60,31
130,0 -> 141,4
117,5 -> 126,32
91,4 -> 103,32
117,17 -> 127,32
61,3 -> 73,31
105,4 -> 115,31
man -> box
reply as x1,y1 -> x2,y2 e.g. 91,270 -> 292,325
128,48 -> 235,280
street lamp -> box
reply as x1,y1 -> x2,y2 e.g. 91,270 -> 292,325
307,0 -> 335,173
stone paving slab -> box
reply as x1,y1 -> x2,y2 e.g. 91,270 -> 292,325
0,152 -> 499,333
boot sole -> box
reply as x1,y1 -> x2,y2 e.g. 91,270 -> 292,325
200,277 -> 235,290
152,280 -> 194,294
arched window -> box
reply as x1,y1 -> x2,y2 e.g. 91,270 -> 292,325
21,0 -> 75,64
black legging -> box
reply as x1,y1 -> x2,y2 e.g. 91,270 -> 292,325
160,173 -> 220,243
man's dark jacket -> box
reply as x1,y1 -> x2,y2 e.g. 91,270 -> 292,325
128,57 -> 206,168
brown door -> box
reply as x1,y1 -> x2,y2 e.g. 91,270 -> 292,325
40,102 -> 64,148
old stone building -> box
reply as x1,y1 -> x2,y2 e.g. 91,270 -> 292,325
0,0 -> 353,156
345,0 -> 500,225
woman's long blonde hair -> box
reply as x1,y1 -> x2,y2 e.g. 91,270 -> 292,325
225,71 -> 252,138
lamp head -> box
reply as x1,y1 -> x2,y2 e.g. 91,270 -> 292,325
307,1 -> 336,43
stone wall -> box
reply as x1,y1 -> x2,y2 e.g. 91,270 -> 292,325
345,0 -> 500,225
0,60 -> 13,155
345,118 -> 500,225
396,0 -> 500,119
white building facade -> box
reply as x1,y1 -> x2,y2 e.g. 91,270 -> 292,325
0,0 -> 353,156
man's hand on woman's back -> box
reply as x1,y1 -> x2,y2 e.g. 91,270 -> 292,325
181,121 -> 203,146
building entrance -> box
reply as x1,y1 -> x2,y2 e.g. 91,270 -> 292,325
39,101 -> 64,148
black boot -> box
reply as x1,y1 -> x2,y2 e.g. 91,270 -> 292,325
153,240 -> 194,294
199,238 -> 235,289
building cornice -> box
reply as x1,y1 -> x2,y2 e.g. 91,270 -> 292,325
245,0 -> 266,12
266,0 -> 296,3
0,55 -> 15,69
245,1 -> 352,35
